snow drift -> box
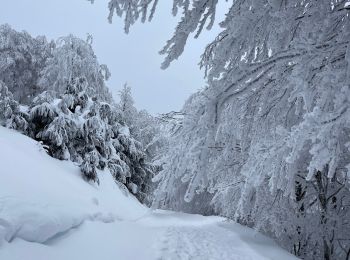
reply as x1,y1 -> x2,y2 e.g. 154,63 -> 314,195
0,126 -> 147,244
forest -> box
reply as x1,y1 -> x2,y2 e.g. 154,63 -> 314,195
1,1 -> 350,260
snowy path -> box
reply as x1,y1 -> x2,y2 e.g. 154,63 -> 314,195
146,211 -> 297,260
0,210 -> 297,260
158,225 -> 261,260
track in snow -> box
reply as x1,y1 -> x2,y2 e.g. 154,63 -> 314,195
139,210 -> 297,260
0,210 -> 298,260
158,226 -> 258,260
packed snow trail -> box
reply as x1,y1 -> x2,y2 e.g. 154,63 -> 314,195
0,210 -> 297,260
155,220 -> 277,260
0,127 -> 297,259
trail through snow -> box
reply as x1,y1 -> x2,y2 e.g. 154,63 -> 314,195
0,210 -> 297,260
0,126 -> 297,260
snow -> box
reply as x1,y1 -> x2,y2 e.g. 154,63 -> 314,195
0,126 -> 146,244
119,125 -> 130,136
0,126 -> 298,259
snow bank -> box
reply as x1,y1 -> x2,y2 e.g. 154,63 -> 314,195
0,126 -> 147,244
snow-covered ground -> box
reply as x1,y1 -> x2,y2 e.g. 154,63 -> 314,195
0,126 -> 297,260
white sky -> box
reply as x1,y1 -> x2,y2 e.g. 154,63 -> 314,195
0,0 -> 226,114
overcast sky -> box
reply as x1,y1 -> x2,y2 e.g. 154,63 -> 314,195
0,1 -> 226,114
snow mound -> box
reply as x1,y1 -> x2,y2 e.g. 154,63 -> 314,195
0,126 -> 147,244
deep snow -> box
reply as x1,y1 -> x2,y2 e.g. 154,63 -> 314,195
0,126 -> 297,260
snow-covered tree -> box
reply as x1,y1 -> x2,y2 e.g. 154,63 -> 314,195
118,83 -> 137,127
27,76 -> 154,201
0,24 -> 52,103
117,83 -> 165,161
136,109 -> 166,160
29,90 -> 58,140
100,0 -> 218,69
0,81 -> 27,131
104,1 -> 350,258
38,34 -> 112,102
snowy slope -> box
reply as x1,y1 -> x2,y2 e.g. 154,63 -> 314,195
0,126 -> 147,244
0,126 -> 298,260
